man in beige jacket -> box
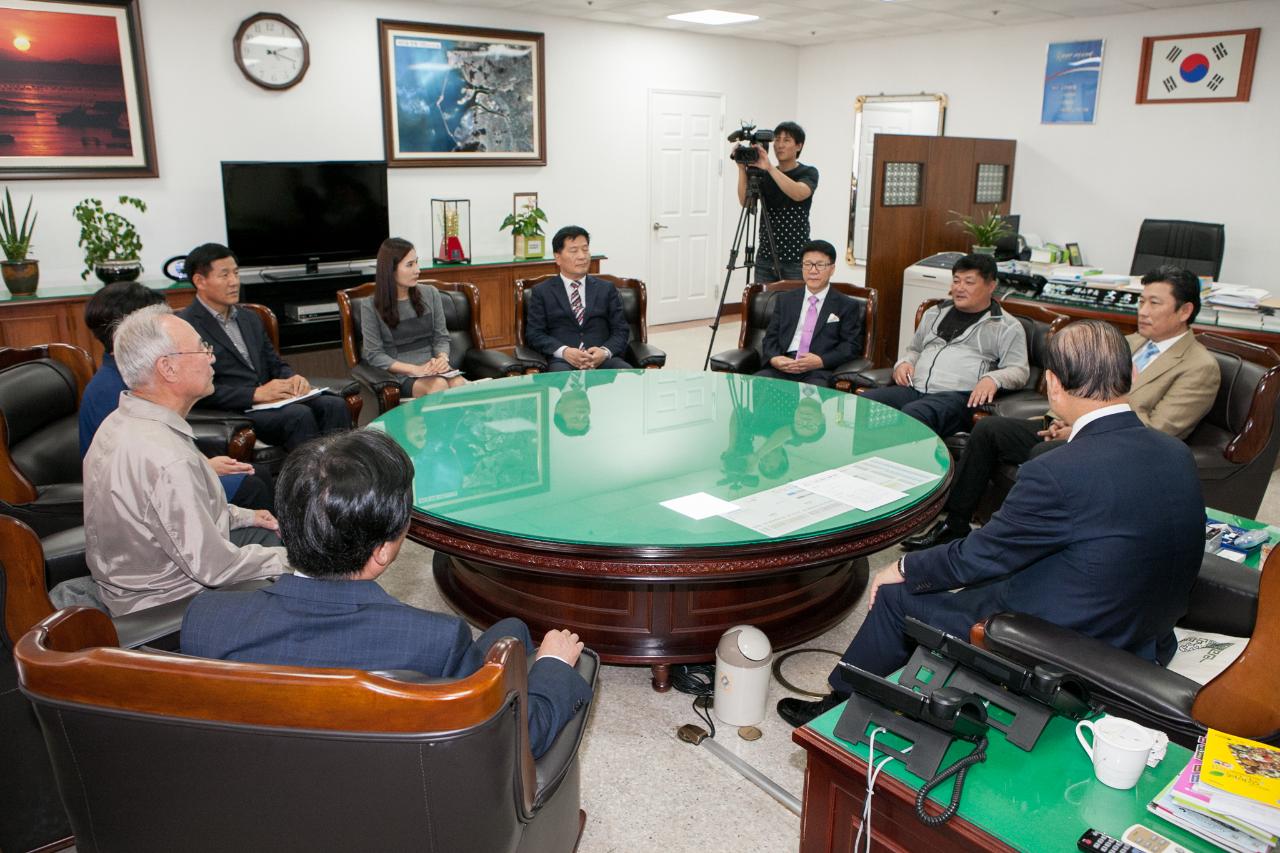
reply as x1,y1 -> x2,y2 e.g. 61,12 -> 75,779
904,265 -> 1219,550
84,305 -> 288,615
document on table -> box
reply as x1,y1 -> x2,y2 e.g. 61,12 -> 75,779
661,492 -> 740,521
722,484 -> 852,538
247,387 -> 327,411
413,368 -> 462,378
839,457 -> 940,491
791,470 -> 907,511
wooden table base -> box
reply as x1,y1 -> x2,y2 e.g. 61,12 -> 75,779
433,552 -> 869,691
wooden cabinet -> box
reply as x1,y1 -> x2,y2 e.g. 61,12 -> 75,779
0,282 -> 194,365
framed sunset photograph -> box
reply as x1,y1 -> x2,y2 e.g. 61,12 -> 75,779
0,0 -> 157,179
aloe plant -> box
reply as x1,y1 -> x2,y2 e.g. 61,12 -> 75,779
948,208 -> 1013,247
0,188 -> 37,262
72,195 -> 146,280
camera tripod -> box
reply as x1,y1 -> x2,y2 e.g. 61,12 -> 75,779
703,168 -> 781,370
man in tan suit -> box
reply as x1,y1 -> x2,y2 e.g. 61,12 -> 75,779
904,265 -> 1219,550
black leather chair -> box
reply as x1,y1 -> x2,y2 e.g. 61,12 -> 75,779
16,607 -> 598,853
513,274 -> 666,372
1185,334 -> 1280,519
976,547 -> 1278,749
0,344 -> 93,538
191,303 -> 362,464
1,515 -> 188,853
709,280 -> 876,394
337,281 -> 522,414
1130,219 -> 1225,281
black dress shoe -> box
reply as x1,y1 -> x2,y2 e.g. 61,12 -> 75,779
777,692 -> 845,728
901,520 -> 968,552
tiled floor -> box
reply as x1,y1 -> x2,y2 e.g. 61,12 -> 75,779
376,317 -> 1280,853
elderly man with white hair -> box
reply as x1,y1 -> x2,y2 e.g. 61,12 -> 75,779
84,304 -> 288,616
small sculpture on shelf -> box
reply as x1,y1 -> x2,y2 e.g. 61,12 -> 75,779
431,198 -> 471,264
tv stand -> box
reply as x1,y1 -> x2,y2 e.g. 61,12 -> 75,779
241,268 -> 373,352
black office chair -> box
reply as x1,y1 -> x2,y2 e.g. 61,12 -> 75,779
1130,219 -> 1225,281
513,274 -> 666,372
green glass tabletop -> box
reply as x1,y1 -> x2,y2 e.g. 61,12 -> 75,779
370,370 -> 951,548
807,700 -> 1222,853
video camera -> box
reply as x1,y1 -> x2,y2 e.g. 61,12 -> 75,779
728,123 -> 774,165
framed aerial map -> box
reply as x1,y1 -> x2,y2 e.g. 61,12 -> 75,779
377,19 -> 546,167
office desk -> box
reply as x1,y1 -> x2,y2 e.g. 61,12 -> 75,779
795,701 -> 1221,853
376,371 -> 951,690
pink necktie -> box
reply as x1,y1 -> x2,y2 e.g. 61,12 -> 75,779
796,295 -> 819,355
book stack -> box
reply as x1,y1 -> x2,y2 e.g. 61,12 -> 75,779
1148,730 -> 1280,852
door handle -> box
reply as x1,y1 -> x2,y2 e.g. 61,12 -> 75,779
652,222 -> 670,231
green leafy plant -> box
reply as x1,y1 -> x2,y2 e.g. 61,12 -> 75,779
948,208 -> 1012,248
499,206 -> 548,238
72,195 -> 146,280
1,188 -> 37,262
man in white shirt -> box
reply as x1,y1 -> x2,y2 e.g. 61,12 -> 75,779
754,239 -> 865,385
523,225 -> 631,372
904,265 -> 1219,551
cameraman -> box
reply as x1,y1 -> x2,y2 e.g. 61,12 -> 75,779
735,121 -> 819,283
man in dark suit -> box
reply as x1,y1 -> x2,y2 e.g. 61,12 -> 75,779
182,429 -> 593,758
778,320 -> 1205,727
524,225 -> 631,372
178,243 -> 351,451
754,239 -> 864,386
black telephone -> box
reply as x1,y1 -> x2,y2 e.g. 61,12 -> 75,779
837,661 -> 989,739
996,271 -> 1046,296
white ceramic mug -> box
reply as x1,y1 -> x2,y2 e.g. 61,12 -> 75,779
1076,715 -> 1155,790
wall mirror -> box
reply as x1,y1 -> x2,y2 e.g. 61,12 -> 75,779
846,94 -> 946,265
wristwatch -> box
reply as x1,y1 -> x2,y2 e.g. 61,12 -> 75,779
896,558 -> 906,579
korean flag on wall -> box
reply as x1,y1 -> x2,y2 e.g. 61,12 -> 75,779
1143,31 -> 1253,101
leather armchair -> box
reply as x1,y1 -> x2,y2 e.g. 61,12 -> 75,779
1,515 -> 188,853
189,303 -> 362,464
1185,334 -> 1280,519
0,344 -> 93,537
15,608 -> 598,853
974,548 -> 1277,749
709,280 -> 876,393
514,274 -> 667,372
1130,219 -> 1225,282
337,281 -> 522,414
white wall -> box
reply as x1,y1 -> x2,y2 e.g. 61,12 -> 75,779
797,0 -> 1279,288
14,0 -> 799,285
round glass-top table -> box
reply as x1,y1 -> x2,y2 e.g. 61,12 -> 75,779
373,369 -> 951,689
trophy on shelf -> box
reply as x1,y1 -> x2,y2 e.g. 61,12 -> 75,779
431,199 -> 471,264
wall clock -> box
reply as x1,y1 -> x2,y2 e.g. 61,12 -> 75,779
233,13 -> 310,90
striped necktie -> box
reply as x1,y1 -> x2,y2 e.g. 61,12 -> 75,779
1134,340 -> 1160,372
570,281 -> 585,325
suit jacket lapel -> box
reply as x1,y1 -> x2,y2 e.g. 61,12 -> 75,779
552,277 -> 577,326
191,303 -> 254,371
234,309 -> 264,374
1133,333 -> 1191,392
775,290 -> 802,347
812,292 -> 836,343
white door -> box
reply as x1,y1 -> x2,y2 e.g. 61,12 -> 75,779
852,100 -> 942,263
648,90 -> 723,325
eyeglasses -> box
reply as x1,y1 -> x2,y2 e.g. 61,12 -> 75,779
164,340 -> 214,358
802,261 -> 833,271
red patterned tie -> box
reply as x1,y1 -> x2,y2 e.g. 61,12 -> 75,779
570,281 -> 585,325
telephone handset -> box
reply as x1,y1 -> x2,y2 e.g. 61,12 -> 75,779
837,661 -> 989,740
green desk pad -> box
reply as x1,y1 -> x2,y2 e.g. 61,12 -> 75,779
806,701 -> 1222,852
372,371 -> 951,548
1206,507 -> 1278,571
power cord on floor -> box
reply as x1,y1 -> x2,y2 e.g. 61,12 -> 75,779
670,663 -> 717,738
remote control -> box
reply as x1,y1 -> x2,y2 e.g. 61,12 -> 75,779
1122,824 -> 1191,853
1078,828 -> 1139,853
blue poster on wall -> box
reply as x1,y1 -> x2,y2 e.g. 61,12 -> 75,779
1042,40 -> 1105,124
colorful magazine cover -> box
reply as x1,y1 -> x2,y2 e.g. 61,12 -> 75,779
1150,777 -> 1274,853
1201,730 -> 1280,809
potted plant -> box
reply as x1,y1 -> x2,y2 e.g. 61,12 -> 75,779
73,195 -> 146,283
1,188 -> 39,296
500,205 -> 548,259
948,208 -> 1012,255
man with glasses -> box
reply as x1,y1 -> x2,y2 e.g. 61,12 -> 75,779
754,239 -> 864,386
178,242 -> 351,451
83,305 -> 288,616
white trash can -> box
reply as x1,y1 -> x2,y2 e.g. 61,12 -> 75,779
713,625 -> 772,727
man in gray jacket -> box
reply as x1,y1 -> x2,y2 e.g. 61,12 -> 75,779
862,254 -> 1028,437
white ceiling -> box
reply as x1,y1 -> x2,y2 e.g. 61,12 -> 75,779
463,0 -> 1242,46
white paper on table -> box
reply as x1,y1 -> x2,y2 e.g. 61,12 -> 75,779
247,387 -> 327,411
839,457 -> 941,491
485,418 -> 537,434
413,368 -> 463,378
722,484 -> 851,537
791,470 -> 907,511
661,492 -> 740,521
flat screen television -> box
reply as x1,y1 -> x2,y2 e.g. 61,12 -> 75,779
221,160 -> 389,269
